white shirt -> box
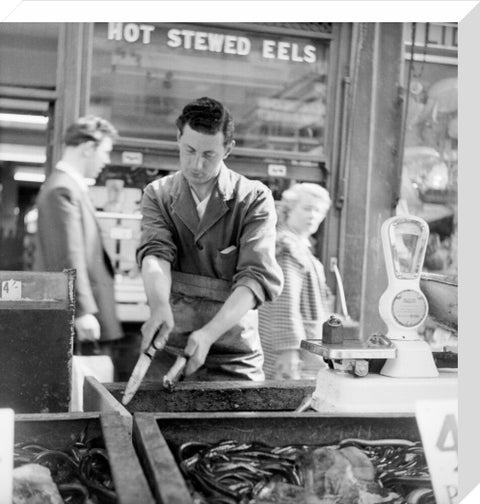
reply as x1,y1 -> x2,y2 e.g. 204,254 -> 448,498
190,187 -> 212,220
56,160 -> 89,193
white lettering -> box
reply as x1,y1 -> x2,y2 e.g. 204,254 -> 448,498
124,23 -> 140,43
139,24 -> 155,44
107,23 -> 123,41
303,45 -> 316,63
194,32 -> 208,51
237,37 -> 251,56
291,43 -> 304,62
277,41 -> 290,60
167,29 -> 182,48
262,40 -> 276,59
182,30 -> 196,49
207,33 -> 225,52
223,35 -> 237,54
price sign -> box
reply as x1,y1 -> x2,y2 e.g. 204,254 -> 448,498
416,399 -> 458,504
0,408 -> 14,504
1,280 -> 22,300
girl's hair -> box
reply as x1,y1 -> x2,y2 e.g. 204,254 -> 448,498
276,183 -> 331,226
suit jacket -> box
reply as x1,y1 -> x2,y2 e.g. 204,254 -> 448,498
34,169 -> 122,342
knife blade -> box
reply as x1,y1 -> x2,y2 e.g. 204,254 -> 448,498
122,342 -> 157,406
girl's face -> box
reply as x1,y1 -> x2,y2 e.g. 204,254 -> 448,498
287,193 -> 329,237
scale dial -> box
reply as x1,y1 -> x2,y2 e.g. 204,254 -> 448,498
391,289 -> 428,328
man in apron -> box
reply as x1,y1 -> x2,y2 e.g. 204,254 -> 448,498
136,97 -> 283,381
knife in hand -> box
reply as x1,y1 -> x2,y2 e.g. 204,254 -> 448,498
122,326 -> 168,406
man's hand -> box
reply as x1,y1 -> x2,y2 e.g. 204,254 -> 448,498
274,349 -> 302,380
183,329 -> 216,376
141,304 -> 175,352
75,313 -> 101,342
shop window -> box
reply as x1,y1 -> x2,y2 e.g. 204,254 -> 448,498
400,22 -> 458,355
400,23 -> 457,276
89,23 -> 329,158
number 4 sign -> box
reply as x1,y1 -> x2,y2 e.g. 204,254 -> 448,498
1,280 -> 22,300
416,399 -> 458,504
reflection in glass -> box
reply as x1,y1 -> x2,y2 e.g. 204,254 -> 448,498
89,23 -> 329,157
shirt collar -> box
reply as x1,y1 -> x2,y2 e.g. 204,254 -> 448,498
56,160 -> 89,192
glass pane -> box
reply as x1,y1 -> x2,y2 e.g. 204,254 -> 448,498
390,220 -> 426,278
400,23 -> 457,276
89,23 -> 329,156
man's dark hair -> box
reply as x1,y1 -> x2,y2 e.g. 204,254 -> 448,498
176,97 -> 235,145
64,116 -> 118,147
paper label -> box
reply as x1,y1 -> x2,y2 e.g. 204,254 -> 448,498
1,280 -> 22,300
416,399 -> 458,504
0,408 -> 14,504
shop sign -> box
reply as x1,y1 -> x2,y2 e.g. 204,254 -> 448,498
107,23 -> 318,64
416,399 -> 458,504
411,23 -> 458,49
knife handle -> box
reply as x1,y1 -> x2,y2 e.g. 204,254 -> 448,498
144,326 -> 167,359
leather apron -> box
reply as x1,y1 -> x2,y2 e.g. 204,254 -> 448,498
148,271 -> 264,381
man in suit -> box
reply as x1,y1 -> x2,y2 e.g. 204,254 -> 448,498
34,116 -> 123,361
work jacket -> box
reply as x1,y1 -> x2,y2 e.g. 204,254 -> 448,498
136,164 -> 283,380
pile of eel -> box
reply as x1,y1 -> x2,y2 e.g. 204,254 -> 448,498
13,428 -> 116,504
178,438 -> 435,504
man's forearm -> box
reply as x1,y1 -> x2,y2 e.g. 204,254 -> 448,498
202,285 -> 256,342
141,255 -> 172,309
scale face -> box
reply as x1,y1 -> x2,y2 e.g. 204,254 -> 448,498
379,216 -> 430,336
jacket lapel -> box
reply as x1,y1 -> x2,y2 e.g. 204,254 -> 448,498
170,173 -> 200,236
195,164 -> 234,241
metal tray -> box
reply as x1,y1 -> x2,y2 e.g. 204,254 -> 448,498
301,336 -> 396,360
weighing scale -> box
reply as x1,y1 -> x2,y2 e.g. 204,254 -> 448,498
301,215 -> 457,414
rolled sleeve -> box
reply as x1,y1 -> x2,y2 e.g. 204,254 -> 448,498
232,185 -> 283,307
136,182 -> 177,267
